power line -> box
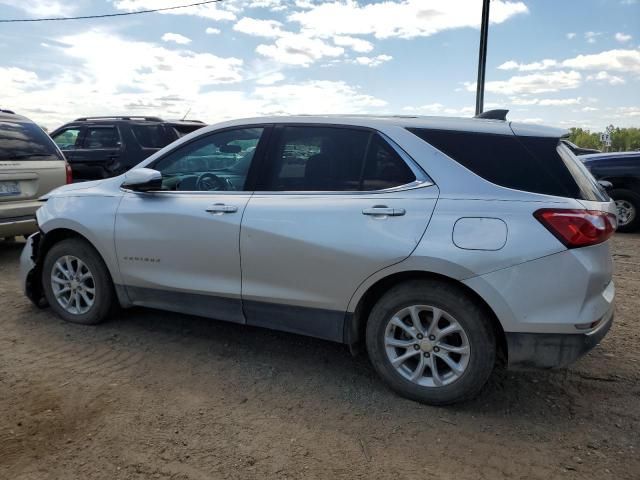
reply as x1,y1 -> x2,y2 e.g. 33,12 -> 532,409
0,0 -> 224,23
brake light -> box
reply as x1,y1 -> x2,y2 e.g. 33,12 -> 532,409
534,209 -> 617,248
65,161 -> 73,184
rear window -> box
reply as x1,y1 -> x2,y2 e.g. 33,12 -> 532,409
131,124 -> 169,148
407,128 -> 607,201
0,120 -> 62,160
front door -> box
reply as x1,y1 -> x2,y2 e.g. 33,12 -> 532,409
240,125 -> 438,341
114,126 -> 268,323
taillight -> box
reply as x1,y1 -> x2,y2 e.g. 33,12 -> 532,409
65,162 -> 73,184
534,209 -> 617,248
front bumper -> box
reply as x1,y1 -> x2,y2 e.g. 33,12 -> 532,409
506,304 -> 614,369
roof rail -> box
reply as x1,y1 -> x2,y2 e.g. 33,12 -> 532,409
166,119 -> 206,124
0,108 -> 16,114
74,116 -> 164,122
475,109 -> 509,121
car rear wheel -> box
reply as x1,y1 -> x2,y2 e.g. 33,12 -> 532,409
366,280 -> 496,405
610,189 -> 640,233
42,238 -> 115,325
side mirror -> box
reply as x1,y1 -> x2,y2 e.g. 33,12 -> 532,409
121,168 -> 162,192
598,180 -> 613,190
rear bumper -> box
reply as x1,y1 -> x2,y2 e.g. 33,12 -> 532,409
0,215 -> 37,238
506,304 -> 614,369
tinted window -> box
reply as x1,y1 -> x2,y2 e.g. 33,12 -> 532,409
0,120 -> 62,160
52,127 -> 81,150
131,124 -> 168,148
264,126 -> 369,191
153,128 -> 263,191
82,127 -> 120,149
361,134 -> 415,190
408,128 -> 603,200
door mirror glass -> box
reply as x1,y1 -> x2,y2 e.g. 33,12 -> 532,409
121,168 -> 162,192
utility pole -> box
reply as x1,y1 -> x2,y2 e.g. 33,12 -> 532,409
475,0 -> 491,116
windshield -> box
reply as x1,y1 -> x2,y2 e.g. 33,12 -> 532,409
0,120 -> 62,160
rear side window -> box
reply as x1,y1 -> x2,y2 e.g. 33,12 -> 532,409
263,126 -> 416,191
407,128 -> 606,200
82,126 -> 120,149
131,124 -> 169,148
0,120 -> 62,160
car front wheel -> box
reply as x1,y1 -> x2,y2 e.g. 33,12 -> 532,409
42,238 -> 115,325
366,280 -> 496,405
610,189 -> 640,233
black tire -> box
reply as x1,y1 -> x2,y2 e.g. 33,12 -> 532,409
609,189 -> 640,233
42,238 -> 115,325
366,280 -> 496,405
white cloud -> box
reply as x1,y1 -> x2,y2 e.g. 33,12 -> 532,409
289,0 -> 528,39
615,32 -> 632,43
616,106 -> 640,117
254,80 -> 387,114
0,0 -> 74,16
353,54 -> 393,67
586,71 -> 626,85
256,34 -> 343,66
566,32 -> 576,40
509,97 -> 582,106
161,32 -> 191,45
466,71 -> 582,95
498,59 -> 557,71
112,0 -> 236,21
511,117 -> 544,124
402,103 -> 475,116
233,17 -> 284,37
585,31 -> 602,44
562,48 -> 640,74
582,106 -> 599,112
255,72 -> 285,85
206,27 -> 221,35
333,35 -> 373,53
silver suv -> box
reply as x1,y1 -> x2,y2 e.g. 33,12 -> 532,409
20,114 -> 616,405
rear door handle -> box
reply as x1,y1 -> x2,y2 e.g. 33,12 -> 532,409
206,203 -> 238,214
362,205 -> 406,217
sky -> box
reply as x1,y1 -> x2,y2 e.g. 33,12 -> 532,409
0,0 -> 638,131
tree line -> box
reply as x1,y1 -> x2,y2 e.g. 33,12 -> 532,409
568,126 -> 640,152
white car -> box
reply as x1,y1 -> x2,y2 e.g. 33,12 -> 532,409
20,114 -> 616,405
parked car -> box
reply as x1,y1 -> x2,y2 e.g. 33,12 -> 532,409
560,139 -> 600,156
49,116 -> 205,180
0,110 -> 70,240
20,113 -> 616,405
580,151 -> 640,232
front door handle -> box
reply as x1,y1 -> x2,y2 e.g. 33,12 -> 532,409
362,205 -> 406,217
206,203 -> 238,214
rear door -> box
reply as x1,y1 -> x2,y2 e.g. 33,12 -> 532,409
71,124 -> 123,178
0,119 -> 66,221
239,125 -> 438,341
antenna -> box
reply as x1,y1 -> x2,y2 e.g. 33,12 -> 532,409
181,107 -> 191,121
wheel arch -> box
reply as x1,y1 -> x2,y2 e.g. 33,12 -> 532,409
32,227 -> 128,307
345,270 -> 507,365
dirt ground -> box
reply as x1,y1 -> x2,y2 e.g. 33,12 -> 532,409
0,235 -> 638,480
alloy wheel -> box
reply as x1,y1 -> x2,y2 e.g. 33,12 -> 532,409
384,305 -> 471,387
615,199 -> 636,227
50,255 -> 96,315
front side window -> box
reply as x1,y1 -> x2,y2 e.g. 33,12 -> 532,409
262,126 -> 416,192
52,127 -> 81,150
153,127 -> 264,192
82,126 -> 120,149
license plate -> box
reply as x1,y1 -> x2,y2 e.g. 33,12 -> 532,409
0,181 -> 21,196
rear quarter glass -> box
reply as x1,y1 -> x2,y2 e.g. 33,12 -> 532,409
407,128 -> 607,201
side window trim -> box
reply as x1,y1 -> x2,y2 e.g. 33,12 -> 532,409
254,125 -> 433,195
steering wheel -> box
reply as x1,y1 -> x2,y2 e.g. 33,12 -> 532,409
195,172 -> 234,191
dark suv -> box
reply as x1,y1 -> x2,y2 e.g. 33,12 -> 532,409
581,151 -> 640,232
50,116 -> 205,180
